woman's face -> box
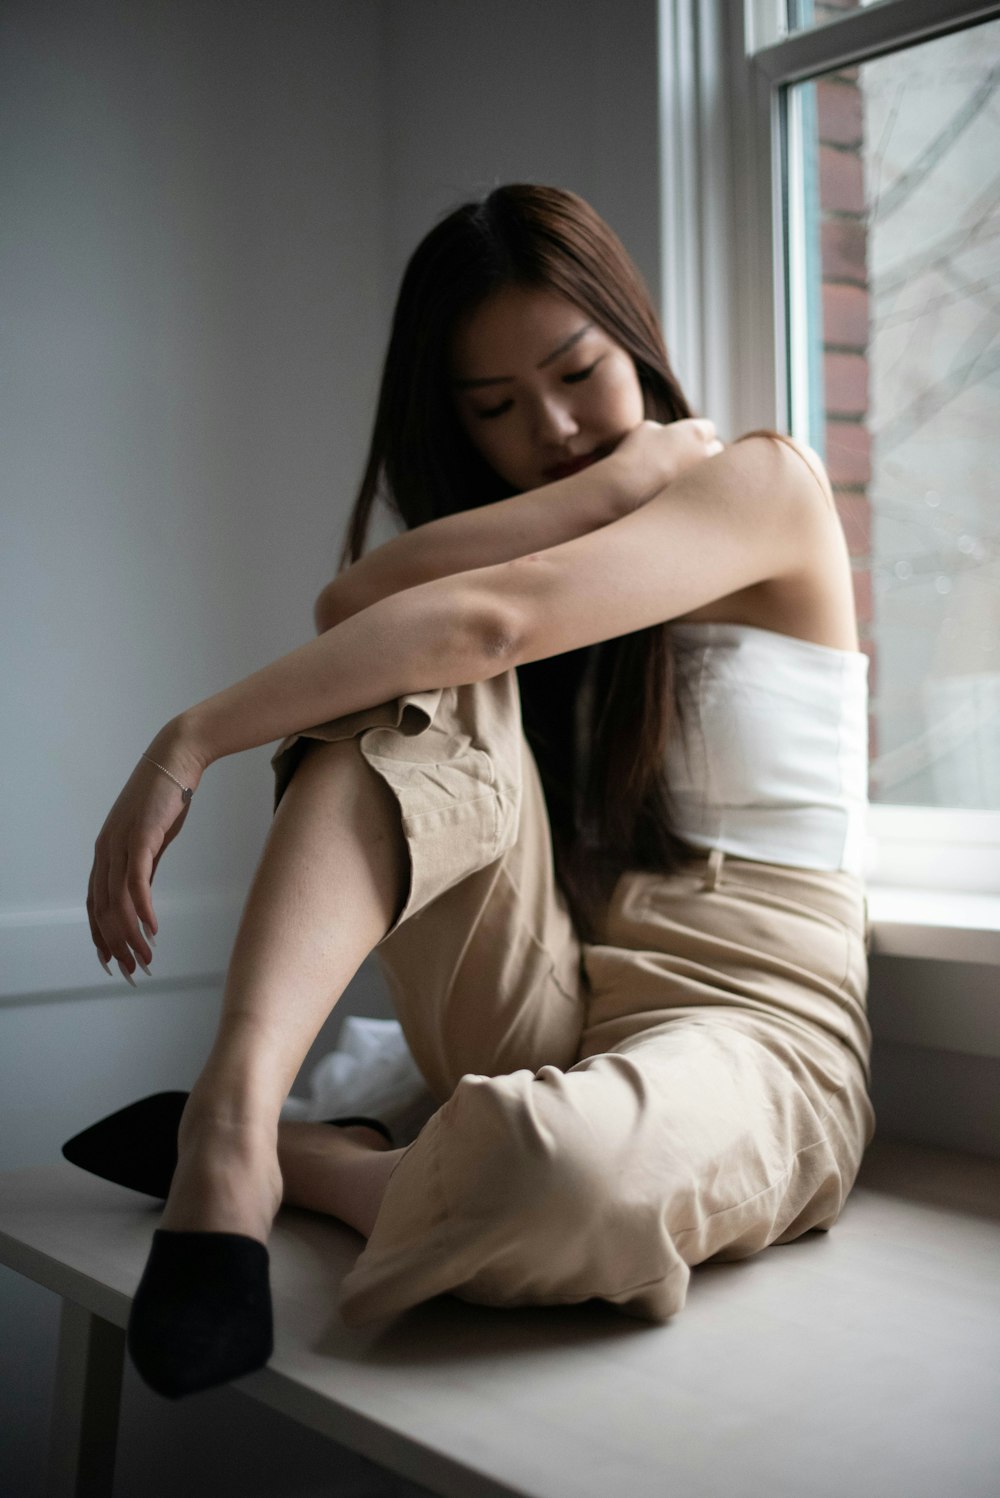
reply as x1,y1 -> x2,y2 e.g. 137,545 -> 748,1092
450,284 -> 646,493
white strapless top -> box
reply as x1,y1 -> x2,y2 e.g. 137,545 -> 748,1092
664,621 -> 870,878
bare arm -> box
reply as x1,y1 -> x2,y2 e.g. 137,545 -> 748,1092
90,422 -> 716,957
90,563 -> 527,973
85,427 -> 767,974
315,467 -> 623,631
152,577 -> 502,782
479,437 -> 836,666
162,433 -> 784,783
314,419 -> 721,631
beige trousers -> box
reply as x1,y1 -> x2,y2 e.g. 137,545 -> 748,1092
271,671 -> 876,1327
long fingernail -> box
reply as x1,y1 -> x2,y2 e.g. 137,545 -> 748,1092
98,954 -> 113,977
137,958 -> 152,977
117,959 -> 137,989
141,921 -> 156,948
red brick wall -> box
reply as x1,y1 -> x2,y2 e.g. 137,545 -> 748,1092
815,57 -> 876,755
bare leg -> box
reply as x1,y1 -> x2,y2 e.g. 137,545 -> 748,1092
161,737 -> 409,1246
278,1122 -> 405,1237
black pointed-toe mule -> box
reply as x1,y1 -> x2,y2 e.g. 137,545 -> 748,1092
62,1091 -> 189,1200
128,1228 -> 273,1399
63,1092 -> 395,1398
61,1091 -> 395,1200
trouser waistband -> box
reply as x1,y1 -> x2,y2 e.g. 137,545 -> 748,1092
694,847 -> 871,951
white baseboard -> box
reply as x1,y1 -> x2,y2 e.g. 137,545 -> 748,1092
0,890 -> 246,1002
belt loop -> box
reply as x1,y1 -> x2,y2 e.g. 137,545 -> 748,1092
704,847 -> 725,891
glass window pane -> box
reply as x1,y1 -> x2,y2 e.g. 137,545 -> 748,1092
785,1 -> 893,38
788,20 -> 1000,809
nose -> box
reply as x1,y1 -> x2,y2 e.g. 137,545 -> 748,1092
531,392 -> 579,446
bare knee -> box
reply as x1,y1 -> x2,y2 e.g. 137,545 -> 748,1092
286,739 -> 404,849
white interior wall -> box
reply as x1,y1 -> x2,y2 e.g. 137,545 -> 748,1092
2,0 -> 391,924
0,3 -> 666,1493
0,2 -> 399,1492
381,0 -> 663,306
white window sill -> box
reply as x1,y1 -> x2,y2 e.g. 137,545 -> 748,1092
867,887 -> 1000,966
3,887 -> 999,1007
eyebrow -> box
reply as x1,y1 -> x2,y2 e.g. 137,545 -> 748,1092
452,322 -> 594,389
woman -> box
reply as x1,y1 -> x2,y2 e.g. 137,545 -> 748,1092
75,184 -> 875,1399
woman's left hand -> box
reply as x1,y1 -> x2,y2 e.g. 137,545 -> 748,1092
87,720 -> 207,983
612,419 -> 724,507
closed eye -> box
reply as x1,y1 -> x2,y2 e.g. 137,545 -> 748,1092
474,354 -> 604,418
476,399 -> 514,420
563,357 -> 603,384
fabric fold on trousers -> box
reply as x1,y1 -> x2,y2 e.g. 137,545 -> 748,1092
271,669 -> 877,1328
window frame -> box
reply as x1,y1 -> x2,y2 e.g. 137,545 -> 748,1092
658,0 -> 1000,914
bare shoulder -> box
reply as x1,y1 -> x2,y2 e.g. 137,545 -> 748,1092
704,432 -> 858,649
728,430 -> 834,508
721,431 -> 845,573
475,425 -> 864,666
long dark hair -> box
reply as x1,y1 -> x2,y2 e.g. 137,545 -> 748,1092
339,183 -> 774,939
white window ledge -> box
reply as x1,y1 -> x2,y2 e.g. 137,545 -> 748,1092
867,887 -> 1000,966
2,886 -> 999,1007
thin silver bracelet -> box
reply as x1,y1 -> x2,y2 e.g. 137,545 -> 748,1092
141,753 -> 195,804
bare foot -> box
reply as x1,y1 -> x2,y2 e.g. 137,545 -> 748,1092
278,1120 -> 404,1236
